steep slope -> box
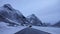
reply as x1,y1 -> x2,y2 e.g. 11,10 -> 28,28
0,4 -> 28,26
27,14 -> 42,26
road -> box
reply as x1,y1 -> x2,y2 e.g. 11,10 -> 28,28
15,27 -> 51,34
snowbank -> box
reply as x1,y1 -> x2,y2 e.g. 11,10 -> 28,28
32,26 -> 60,34
0,22 -> 26,34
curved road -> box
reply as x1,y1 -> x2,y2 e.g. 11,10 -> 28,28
15,27 -> 51,34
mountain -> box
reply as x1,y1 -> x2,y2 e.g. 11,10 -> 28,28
0,4 -> 28,26
52,21 -> 60,27
0,4 -> 43,26
27,14 -> 42,26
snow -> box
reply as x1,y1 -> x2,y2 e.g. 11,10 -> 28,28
0,22 -> 27,34
0,22 -> 60,34
32,26 -> 60,34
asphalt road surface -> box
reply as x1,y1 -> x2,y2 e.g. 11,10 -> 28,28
15,27 -> 51,34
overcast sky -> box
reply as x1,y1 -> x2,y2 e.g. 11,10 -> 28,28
0,0 -> 60,24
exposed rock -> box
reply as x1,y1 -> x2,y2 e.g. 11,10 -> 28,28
27,14 -> 42,26
0,4 -> 28,26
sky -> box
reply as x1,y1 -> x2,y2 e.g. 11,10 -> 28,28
0,0 -> 60,24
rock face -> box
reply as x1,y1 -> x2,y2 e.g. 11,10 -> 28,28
27,14 -> 42,26
0,4 -> 28,26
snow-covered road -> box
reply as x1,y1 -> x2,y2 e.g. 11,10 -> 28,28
32,26 -> 60,34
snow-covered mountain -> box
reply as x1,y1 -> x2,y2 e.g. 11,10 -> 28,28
27,14 -> 42,26
52,21 -> 60,27
0,4 -> 43,26
0,4 -> 29,26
